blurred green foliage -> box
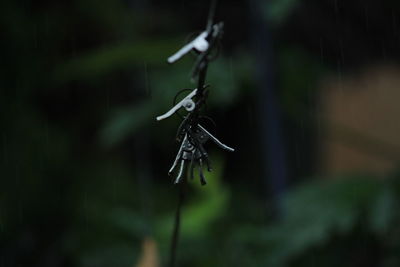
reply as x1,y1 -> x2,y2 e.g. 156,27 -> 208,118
263,0 -> 300,25
1,0 -> 400,267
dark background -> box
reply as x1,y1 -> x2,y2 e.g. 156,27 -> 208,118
1,0 -> 400,266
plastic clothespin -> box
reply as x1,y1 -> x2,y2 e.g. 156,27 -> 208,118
156,88 -> 197,121
167,32 -> 210,64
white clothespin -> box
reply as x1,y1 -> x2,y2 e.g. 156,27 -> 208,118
167,32 -> 210,64
156,89 -> 197,121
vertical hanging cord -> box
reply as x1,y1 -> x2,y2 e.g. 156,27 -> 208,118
199,0 -> 217,96
168,181 -> 185,267
206,0 -> 217,31
168,1 -> 218,266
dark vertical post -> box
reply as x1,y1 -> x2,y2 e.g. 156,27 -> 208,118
248,0 -> 288,215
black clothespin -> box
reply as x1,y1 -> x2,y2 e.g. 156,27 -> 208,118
158,0 -> 234,185
156,90 -> 234,185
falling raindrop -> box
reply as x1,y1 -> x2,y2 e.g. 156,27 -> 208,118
3,133 -> 8,165
382,41 -> 387,60
229,56 -> 235,90
320,38 -> 324,64
84,192 -> 88,232
33,23 -> 38,50
143,61 -> 151,97
337,59 -> 343,93
247,106 -> 254,127
339,39 -> 345,66
334,0 -> 339,14
106,87 -> 110,112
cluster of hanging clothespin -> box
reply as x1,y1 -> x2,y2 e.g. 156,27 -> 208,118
156,15 -> 234,185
